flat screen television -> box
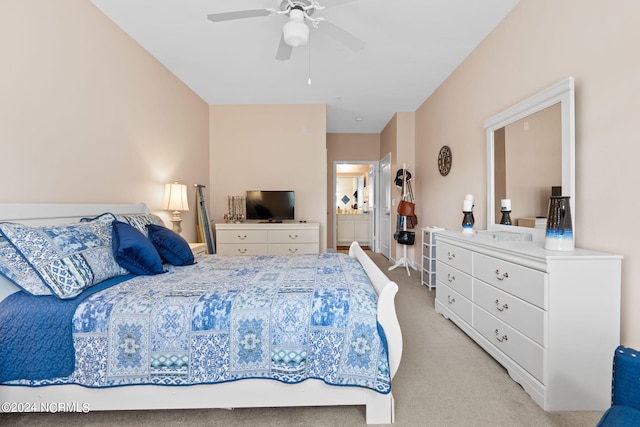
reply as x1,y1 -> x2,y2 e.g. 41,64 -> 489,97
246,190 -> 295,222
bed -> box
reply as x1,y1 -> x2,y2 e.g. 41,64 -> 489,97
0,203 -> 402,424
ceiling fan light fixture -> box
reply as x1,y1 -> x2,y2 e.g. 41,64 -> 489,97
283,8 -> 309,47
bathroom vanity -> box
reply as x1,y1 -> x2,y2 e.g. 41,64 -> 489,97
336,213 -> 369,246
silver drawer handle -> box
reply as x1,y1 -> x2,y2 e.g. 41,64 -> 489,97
447,295 -> 456,304
495,269 -> 509,280
495,299 -> 509,312
288,234 -> 299,240
237,248 -> 247,254
447,273 -> 455,283
288,248 -> 298,253
495,329 -> 508,342
447,251 -> 456,260
237,235 -> 247,240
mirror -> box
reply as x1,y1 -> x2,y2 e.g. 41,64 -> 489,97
485,77 -> 575,241
336,175 -> 365,212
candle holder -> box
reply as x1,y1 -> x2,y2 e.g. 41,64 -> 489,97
462,211 -> 475,234
500,210 -> 512,225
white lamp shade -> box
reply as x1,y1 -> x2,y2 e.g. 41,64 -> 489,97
162,182 -> 189,212
283,9 -> 309,47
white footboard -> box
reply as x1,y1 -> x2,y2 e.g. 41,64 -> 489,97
349,241 -> 403,380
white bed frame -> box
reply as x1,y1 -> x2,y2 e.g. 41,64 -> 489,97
0,204 -> 402,424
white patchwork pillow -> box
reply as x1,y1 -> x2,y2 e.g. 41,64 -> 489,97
0,232 -> 52,295
115,213 -> 165,236
81,213 -> 164,237
0,213 -> 128,299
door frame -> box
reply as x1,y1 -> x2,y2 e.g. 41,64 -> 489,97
332,160 -> 379,253
379,153 -> 392,260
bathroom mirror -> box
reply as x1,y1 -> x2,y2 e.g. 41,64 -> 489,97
485,77 -> 575,241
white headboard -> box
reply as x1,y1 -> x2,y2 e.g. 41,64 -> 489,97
0,203 -> 150,301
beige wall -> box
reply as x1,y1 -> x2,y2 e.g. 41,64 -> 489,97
0,0 -> 210,242
326,133 -> 380,248
415,0 -> 640,347
209,105 -> 328,251
381,113 -> 417,264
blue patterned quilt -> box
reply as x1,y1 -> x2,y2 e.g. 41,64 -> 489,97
5,253 -> 391,394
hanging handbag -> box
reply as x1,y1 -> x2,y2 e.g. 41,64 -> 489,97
397,200 -> 415,216
406,214 -> 418,229
396,230 -> 415,245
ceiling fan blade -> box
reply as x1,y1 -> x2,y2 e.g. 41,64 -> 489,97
318,20 -> 365,51
320,0 -> 360,9
207,9 -> 271,22
275,34 -> 293,61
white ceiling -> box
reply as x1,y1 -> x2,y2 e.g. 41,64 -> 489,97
90,0 -> 520,133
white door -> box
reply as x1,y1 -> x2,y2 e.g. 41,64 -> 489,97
379,153 -> 391,259
368,166 -> 376,250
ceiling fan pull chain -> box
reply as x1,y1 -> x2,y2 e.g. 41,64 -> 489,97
308,37 -> 312,85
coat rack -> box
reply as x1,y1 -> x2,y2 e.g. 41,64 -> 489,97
389,163 -> 418,276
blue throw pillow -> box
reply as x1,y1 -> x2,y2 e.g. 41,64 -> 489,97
146,224 -> 195,266
112,220 -> 164,275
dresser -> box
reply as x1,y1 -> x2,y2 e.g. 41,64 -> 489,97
215,222 -> 319,256
434,230 -> 622,411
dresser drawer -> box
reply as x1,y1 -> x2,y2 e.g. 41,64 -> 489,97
474,305 -> 544,383
436,281 -> 472,325
474,253 -> 547,308
474,280 -> 546,346
268,244 -> 319,255
216,229 -> 268,244
268,229 -> 318,244
436,241 -> 472,274
216,244 -> 268,256
436,261 -> 472,300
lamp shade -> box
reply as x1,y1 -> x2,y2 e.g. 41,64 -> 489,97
283,8 -> 309,47
162,182 -> 189,212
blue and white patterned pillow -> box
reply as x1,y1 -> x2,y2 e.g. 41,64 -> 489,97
82,213 -> 164,237
0,231 -> 52,295
0,213 -> 128,299
115,213 -> 164,237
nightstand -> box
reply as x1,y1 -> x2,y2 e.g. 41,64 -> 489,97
188,242 -> 207,255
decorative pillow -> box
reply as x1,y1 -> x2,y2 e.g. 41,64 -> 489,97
116,213 -> 164,237
0,231 -> 52,296
0,213 -> 128,299
112,221 -> 164,275
82,213 -> 164,237
146,224 -> 195,266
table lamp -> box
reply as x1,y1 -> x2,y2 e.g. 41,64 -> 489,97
162,181 -> 189,235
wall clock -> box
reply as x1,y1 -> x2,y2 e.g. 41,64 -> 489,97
438,145 -> 452,176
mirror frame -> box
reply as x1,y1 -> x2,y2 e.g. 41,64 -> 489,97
485,77 -> 575,242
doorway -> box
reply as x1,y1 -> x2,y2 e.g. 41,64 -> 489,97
332,157 -> 390,256
333,161 -> 375,252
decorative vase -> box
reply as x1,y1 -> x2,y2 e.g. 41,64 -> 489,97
462,211 -> 474,234
544,196 -> 574,251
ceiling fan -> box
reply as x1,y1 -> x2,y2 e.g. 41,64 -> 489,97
207,0 -> 365,61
